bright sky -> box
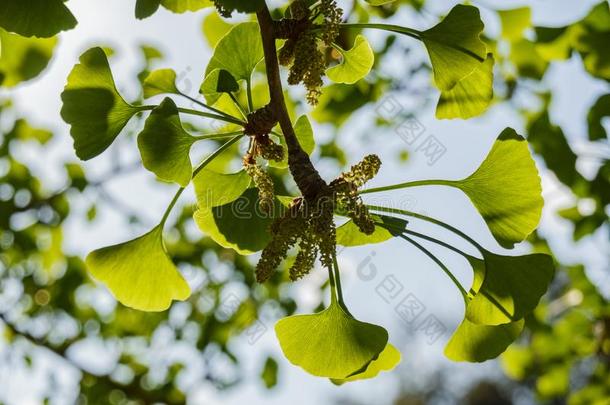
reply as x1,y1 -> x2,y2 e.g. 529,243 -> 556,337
3,0 -> 609,404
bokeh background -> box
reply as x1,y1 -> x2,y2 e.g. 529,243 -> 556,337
1,0 -> 609,404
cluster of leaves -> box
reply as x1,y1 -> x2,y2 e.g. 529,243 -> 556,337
10,0 -> 608,396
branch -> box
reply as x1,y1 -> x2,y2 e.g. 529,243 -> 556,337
256,4 -> 329,201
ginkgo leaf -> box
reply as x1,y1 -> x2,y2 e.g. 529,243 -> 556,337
137,98 -> 196,187
61,47 -> 144,160
194,188 -> 285,254
436,53 -> 494,120
466,251 -> 555,325
421,4 -> 487,91
330,343 -> 401,385
336,215 -> 406,247
0,29 -> 57,87
445,318 -> 524,362
199,68 -> 240,105
143,69 -> 180,98
193,168 -> 251,208
202,10 -> 233,48
454,128 -> 543,248
270,115 -> 315,169
275,301 -> 388,379
86,226 -> 191,312
327,35 -> 375,84
205,22 -> 264,82
0,0 -> 77,38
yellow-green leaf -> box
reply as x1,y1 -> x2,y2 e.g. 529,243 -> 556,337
421,4 -> 487,91
327,35 -> 374,85
0,0 -> 77,38
0,29 -> 57,87
275,301 -> 388,378
454,128 -> 543,249
436,53 -> 494,120
330,343 -> 401,384
270,115 -> 315,169
86,226 -> 191,312
498,7 -> 532,42
137,98 -> 196,187
143,69 -> 180,98
61,47 -> 143,160
445,318 -> 524,362
193,168 -> 251,208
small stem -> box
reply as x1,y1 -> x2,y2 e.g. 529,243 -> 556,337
327,265 -> 338,305
246,78 -> 254,112
229,92 -> 248,119
177,90 -> 242,122
177,107 -> 245,126
397,234 -> 469,304
340,23 -> 422,40
332,253 -> 346,307
360,179 -> 455,194
193,130 -> 244,141
159,135 -> 243,227
376,219 -> 472,259
367,204 -> 485,252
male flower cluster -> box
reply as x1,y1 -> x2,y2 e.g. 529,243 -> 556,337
256,155 -> 382,282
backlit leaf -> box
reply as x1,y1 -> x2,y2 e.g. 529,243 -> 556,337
330,343 -> 401,385
275,301 -> 388,378
86,226 -> 191,311
270,115 -> 315,169
205,22 -> 264,82
454,128 -> 543,248
143,69 -> 180,98
0,0 -> 77,38
327,35 -> 374,84
194,188 -> 285,254
193,168 -> 251,208
445,318 -> 524,362
161,0 -> 212,13
498,7 -> 531,41
61,47 -> 143,160
199,68 -> 240,105
421,5 -> 487,91
202,10 -> 233,48
436,54 -> 494,119
137,98 -> 196,187
466,251 -> 555,325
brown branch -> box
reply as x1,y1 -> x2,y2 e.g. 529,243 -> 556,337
256,4 -> 329,201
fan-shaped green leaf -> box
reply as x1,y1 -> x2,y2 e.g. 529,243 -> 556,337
445,318 -> 524,362
0,29 -> 57,87
205,22 -> 264,82
193,168 -> 251,208
86,226 -> 191,312
136,0 -> 161,19
202,10 -> 233,48
466,251 -> 555,325
61,47 -> 143,160
270,115 -> 315,169
436,53 -> 494,120
421,4 -> 487,91
336,215 -> 406,247
327,35 -> 374,84
275,301 -> 388,378
0,0 -> 77,38
137,98 -> 195,187
143,69 -> 180,98
454,128 -> 543,248
194,188 -> 285,254
199,68 -> 240,105
331,343 -> 401,385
